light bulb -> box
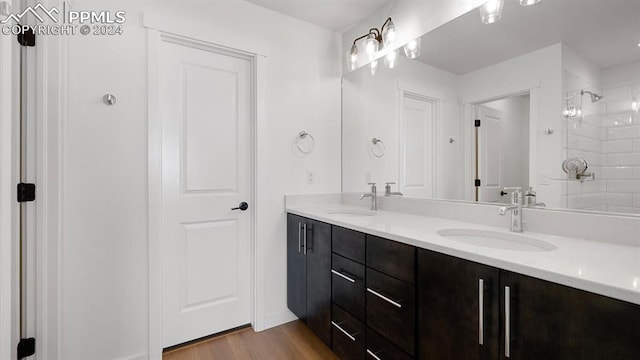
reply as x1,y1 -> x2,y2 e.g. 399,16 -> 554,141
520,0 -> 541,6
479,0 -> 504,24
632,98 -> 639,112
384,50 -> 398,69
382,20 -> 397,47
403,38 -> 421,59
346,44 -> 358,70
370,60 -> 379,75
363,33 -> 380,60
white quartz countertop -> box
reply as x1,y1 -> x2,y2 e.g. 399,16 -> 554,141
286,204 -> 640,305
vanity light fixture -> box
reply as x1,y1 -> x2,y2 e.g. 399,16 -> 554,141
519,0 -> 541,6
479,0 -> 504,24
403,38 -> 421,59
346,18 -> 397,70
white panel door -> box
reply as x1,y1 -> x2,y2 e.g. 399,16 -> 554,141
160,40 -> 252,348
478,105 -> 503,202
400,94 -> 437,198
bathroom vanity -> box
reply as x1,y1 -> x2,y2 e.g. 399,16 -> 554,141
286,204 -> 640,360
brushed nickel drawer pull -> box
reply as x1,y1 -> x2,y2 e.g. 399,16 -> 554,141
367,288 -> 402,309
366,349 -> 383,360
479,278 -> 484,345
331,321 -> 356,341
505,286 -> 511,358
331,269 -> 356,283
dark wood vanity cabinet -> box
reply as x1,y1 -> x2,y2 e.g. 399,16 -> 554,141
287,214 -> 640,360
417,249 -> 640,360
500,271 -> 640,360
286,214 -> 332,346
417,249 -> 499,360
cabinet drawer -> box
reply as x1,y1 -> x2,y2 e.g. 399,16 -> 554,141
366,268 -> 415,355
366,235 -> 415,284
332,304 -> 366,360
366,328 -> 413,360
332,254 -> 366,322
333,226 -> 365,264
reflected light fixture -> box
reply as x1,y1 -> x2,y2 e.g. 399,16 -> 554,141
384,50 -> 398,69
479,0 -> 504,24
403,38 -> 421,59
520,0 -> 541,6
632,97 -> 639,113
370,60 -> 379,75
347,18 -> 397,70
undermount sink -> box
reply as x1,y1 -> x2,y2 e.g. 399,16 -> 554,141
325,209 -> 376,217
437,229 -> 557,252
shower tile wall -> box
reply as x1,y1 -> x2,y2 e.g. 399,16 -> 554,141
563,79 -> 640,214
600,83 -> 640,214
563,70 -> 606,212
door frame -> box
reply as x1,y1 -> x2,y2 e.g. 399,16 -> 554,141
147,29 -> 266,359
462,80 -> 540,202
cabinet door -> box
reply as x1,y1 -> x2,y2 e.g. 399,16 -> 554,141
417,249 -> 499,360
501,271 -> 640,360
287,214 -> 306,321
306,219 -> 332,346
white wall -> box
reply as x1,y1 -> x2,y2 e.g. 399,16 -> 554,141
459,44 -> 563,207
341,0 -> 480,73
342,55 -> 462,198
483,95 -> 530,195
52,0 -> 341,359
0,0 -> 18,358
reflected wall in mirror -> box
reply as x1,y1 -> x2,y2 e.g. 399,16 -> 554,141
342,0 -> 640,215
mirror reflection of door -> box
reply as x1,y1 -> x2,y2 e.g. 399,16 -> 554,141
399,92 -> 438,198
475,94 -> 530,202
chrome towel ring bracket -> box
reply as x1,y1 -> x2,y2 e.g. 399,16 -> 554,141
296,131 -> 315,154
371,138 -> 385,158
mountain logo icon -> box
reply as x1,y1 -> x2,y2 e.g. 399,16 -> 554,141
0,3 -> 59,24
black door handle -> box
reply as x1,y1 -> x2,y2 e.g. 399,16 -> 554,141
231,202 -> 249,211
500,191 -> 508,196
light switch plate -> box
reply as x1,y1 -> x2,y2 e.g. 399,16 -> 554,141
306,171 -> 315,184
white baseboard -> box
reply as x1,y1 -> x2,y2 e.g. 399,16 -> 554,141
259,310 -> 297,332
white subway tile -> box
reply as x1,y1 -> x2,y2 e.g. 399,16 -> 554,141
634,167 -> 640,179
601,139 -> 632,153
603,85 -> 632,101
606,153 -> 640,166
567,120 -> 602,139
634,139 -> 640,152
634,194 -> 640,207
602,113 -> 635,127
568,135 -> 601,153
605,125 -> 640,140
567,193 -> 601,209
600,166 -> 633,179
605,180 -> 640,193
601,192 -> 634,206
606,99 -> 636,114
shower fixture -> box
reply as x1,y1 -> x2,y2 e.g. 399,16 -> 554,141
581,90 -> 603,103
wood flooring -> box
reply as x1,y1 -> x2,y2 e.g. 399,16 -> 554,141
163,321 -> 339,360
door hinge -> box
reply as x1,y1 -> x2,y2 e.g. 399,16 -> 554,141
17,28 -> 35,47
17,183 -> 35,202
17,338 -> 35,359
475,179 -> 481,187
475,119 -> 481,127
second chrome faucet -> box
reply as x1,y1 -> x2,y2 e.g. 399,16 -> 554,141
360,182 -> 404,211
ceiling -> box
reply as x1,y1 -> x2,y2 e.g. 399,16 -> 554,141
417,0 -> 640,75
243,0 -> 390,31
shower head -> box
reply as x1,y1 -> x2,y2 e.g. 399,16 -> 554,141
581,90 -> 603,103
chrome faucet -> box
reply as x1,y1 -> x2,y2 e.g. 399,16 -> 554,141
499,187 -> 523,233
360,182 -> 378,210
384,182 -> 403,197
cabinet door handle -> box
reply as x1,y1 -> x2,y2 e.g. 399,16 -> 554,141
367,288 -> 402,309
366,349 -> 383,360
331,269 -> 356,283
479,278 -> 484,346
505,286 -> 511,358
297,222 -> 302,253
302,223 -> 307,255
331,321 -> 357,341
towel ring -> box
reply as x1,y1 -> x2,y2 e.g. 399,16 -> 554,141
371,138 -> 386,158
296,131 -> 315,154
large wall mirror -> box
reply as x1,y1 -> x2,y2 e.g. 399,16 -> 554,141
342,0 -> 640,215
